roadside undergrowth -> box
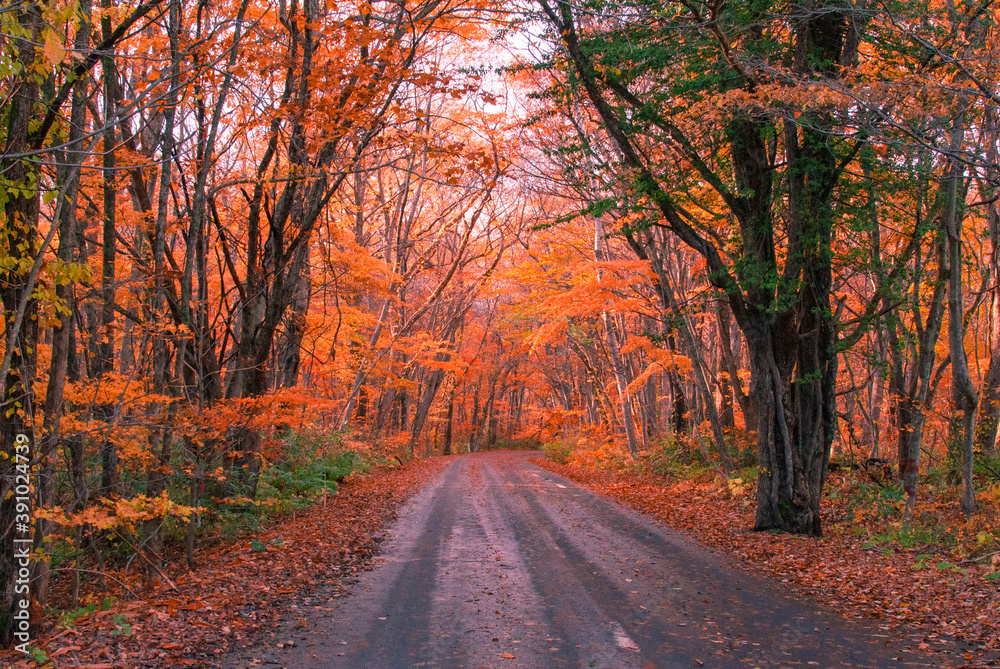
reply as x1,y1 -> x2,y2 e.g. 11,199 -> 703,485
2,456 -> 453,668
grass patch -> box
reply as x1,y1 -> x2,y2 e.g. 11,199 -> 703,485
55,597 -> 114,628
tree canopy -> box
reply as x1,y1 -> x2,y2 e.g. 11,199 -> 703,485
3,0 -> 1000,645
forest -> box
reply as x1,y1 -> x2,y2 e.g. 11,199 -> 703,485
2,0 -> 1000,653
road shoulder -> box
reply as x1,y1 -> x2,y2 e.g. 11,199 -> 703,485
533,458 -> 1000,668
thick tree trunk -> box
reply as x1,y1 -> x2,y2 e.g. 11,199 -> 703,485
0,1 -> 42,643
745,320 -> 834,536
748,113 -> 840,536
280,246 -> 310,388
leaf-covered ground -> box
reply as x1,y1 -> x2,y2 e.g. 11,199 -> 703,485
533,458 -> 1000,669
2,456 -> 454,668
8,452 -> 998,667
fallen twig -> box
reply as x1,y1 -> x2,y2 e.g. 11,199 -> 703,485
961,549 -> 1000,564
49,567 -> 138,599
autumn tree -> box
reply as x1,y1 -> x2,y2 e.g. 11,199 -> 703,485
528,0 -> 885,535
0,0 -> 165,640
0,0 -> 505,637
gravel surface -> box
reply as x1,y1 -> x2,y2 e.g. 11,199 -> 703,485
223,451 -> 944,668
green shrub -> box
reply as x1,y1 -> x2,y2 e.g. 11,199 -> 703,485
645,434 -> 710,478
542,440 -> 573,464
976,452 -> 1000,482
261,449 -> 368,502
211,430 -> 370,538
846,480 -> 905,521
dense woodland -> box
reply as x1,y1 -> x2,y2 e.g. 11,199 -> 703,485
3,0 -> 1000,645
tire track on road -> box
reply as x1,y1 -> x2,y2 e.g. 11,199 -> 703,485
225,452 -> 945,669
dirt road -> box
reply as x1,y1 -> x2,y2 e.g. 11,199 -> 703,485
227,452 -> 940,668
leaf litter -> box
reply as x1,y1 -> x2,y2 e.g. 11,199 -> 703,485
1,456 -> 453,668
534,459 -> 1000,669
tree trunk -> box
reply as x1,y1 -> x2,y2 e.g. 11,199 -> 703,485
975,106 -> 1000,457
886,178 -> 948,521
748,113 -> 840,536
942,105 -> 977,515
443,377 -> 456,455
97,7 -> 120,496
0,0 -> 43,643
34,3 -> 91,600
594,218 -> 640,455
280,245 -> 310,388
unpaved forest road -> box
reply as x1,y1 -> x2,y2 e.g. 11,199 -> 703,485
227,452 -> 943,669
